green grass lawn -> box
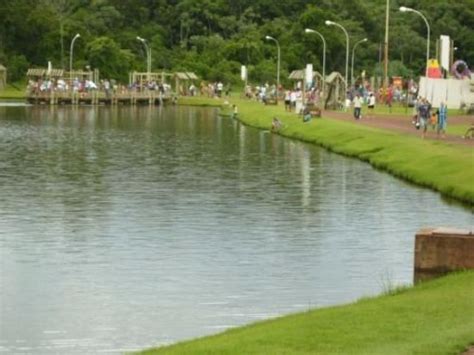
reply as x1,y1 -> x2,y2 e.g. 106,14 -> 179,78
0,83 -> 26,99
139,271 -> 474,355
178,96 -> 224,107
448,124 -> 472,137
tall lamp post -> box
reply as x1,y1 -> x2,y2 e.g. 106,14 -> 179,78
305,28 -> 327,97
69,33 -> 81,80
351,38 -> 368,86
265,35 -> 280,98
137,36 -> 151,80
325,20 -> 349,91
399,6 -> 430,77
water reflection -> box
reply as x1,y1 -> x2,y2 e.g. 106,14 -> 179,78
0,105 -> 472,354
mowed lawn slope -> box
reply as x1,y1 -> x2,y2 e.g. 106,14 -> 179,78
139,272 -> 474,355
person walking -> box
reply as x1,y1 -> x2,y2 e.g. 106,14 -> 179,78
418,98 -> 431,139
436,102 -> 448,138
367,92 -> 375,118
353,93 -> 362,120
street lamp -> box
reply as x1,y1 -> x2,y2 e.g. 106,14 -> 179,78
399,6 -> 430,77
305,28 -> 327,97
325,20 -> 349,92
137,36 -> 151,80
265,35 -> 280,97
69,33 -> 80,77
351,38 -> 368,86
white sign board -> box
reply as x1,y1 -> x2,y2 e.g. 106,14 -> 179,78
305,64 -> 313,85
241,65 -> 247,81
440,35 -> 450,71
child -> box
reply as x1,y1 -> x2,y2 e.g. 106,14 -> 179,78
430,112 -> 437,130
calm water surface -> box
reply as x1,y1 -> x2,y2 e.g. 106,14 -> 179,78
0,104 -> 472,353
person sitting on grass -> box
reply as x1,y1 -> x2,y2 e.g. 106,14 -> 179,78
271,117 -> 282,132
302,106 -> 312,122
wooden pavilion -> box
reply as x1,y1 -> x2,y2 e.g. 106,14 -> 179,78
174,72 -> 198,95
324,71 -> 346,110
288,69 -> 324,90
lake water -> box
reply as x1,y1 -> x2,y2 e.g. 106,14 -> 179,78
0,104 -> 472,353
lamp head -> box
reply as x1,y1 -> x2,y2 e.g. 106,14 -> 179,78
305,28 -> 315,34
137,36 -> 144,42
362,38 -> 368,42
399,6 -> 409,12
265,35 -> 273,40
74,33 -> 80,39
325,20 -> 334,26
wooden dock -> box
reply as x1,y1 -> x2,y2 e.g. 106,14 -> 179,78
26,91 -> 173,106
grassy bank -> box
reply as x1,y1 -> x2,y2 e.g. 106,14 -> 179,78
180,96 -> 474,205
0,83 -> 26,99
178,96 -> 224,107
139,272 -> 474,354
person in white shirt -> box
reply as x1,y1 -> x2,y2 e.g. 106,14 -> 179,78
353,94 -> 362,120
290,90 -> 297,112
367,93 -> 375,117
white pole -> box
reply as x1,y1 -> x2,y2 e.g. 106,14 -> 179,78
69,33 -> 80,82
265,36 -> 280,99
351,38 -> 368,86
137,36 -> 151,81
400,7 -> 430,77
384,0 -> 390,93
305,29 -> 326,98
326,21 -> 349,93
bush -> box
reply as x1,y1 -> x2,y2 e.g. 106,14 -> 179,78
7,55 -> 29,82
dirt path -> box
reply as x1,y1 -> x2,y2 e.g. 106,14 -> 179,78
322,110 -> 474,146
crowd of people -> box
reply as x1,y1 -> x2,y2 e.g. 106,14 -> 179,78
26,75 -> 470,141
27,77 -> 173,97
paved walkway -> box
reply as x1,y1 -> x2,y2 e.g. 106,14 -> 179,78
322,109 -> 474,146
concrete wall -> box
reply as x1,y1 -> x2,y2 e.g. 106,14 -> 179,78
414,228 -> 474,282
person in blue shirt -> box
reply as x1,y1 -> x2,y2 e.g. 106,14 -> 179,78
436,102 -> 448,138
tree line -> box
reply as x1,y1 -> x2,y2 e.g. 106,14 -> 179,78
0,0 -> 472,85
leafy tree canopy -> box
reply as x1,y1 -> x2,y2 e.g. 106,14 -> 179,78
0,0 -> 472,84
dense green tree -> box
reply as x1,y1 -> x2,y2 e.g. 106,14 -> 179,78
0,0 -> 472,85
87,36 -> 133,82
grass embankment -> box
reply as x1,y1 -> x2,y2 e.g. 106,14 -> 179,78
181,96 -> 474,205
0,83 -> 26,99
139,272 -> 474,355
178,96 -> 224,107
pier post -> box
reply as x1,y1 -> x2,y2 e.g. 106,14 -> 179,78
414,228 -> 474,282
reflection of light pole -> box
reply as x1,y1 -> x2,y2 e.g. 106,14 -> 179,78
265,35 -> 280,95
305,28 -> 326,96
137,36 -> 151,80
400,6 -> 430,77
351,38 -> 368,86
325,20 -> 349,91
69,33 -> 81,78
